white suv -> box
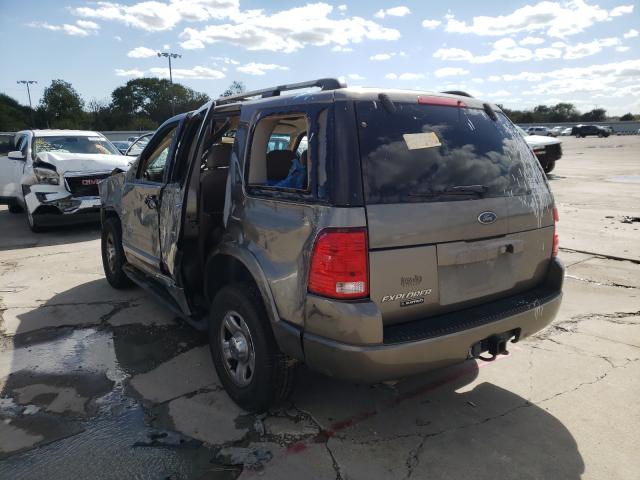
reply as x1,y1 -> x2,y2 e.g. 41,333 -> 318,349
0,130 -> 130,232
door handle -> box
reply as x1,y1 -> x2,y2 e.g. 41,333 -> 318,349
145,194 -> 159,210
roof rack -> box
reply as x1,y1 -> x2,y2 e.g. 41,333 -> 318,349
441,90 -> 474,98
217,78 -> 346,105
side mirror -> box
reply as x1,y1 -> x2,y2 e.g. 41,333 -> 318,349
8,150 -> 25,161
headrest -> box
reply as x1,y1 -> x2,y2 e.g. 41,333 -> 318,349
266,150 -> 296,180
299,150 -> 308,168
206,143 -> 232,169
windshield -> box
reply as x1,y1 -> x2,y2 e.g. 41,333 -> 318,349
356,102 -> 547,204
33,135 -> 120,156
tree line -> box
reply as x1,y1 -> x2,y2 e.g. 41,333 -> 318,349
0,78 -> 246,132
1,79 -> 637,132
499,102 -> 637,124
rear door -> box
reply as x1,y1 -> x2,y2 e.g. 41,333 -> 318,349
356,98 -> 554,325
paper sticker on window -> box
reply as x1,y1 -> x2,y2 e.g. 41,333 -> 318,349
88,137 -> 103,142
403,132 -> 441,150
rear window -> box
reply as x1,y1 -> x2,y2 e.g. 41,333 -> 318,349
356,102 -> 547,204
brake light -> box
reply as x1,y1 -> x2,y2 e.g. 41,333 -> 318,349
552,207 -> 559,257
308,228 -> 369,299
417,96 -> 466,108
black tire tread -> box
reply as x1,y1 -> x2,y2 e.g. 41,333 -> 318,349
101,216 -> 134,289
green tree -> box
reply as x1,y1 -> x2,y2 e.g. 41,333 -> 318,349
220,80 -> 246,98
111,78 -> 209,128
580,108 -> 607,122
619,112 -> 635,121
0,93 -> 32,130
39,79 -> 85,128
548,103 -> 580,122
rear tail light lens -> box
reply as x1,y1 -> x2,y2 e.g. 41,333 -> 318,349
308,228 -> 369,299
552,207 -> 559,257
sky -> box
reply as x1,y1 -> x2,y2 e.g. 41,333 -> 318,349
1,0 -> 638,115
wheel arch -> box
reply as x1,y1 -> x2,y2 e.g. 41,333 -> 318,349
204,245 -> 304,360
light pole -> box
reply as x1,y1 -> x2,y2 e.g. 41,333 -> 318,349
17,80 -> 37,125
157,52 -> 181,115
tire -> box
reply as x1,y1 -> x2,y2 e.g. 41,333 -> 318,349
209,283 -> 297,412
543,161 -> 556,174
8,204 -> 23,214
26,208 -> 45,233
101,216 -> 134,289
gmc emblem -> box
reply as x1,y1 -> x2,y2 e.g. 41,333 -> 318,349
81,179 -> 100,186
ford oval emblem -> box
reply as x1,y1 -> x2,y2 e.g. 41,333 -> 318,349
478,211 -> 497,225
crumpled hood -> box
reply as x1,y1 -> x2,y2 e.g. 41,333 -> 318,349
36,152 -> 131,175
525,135 -> 562,148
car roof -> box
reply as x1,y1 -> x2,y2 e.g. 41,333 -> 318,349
20,129 -> 107,137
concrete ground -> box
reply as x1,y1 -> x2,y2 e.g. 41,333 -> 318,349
0,135 -> 639,479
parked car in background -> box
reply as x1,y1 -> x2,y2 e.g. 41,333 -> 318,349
100,79 -> 563,412
572,124 -> 610,138
111,140 -> 131,154
527,126 -> 554,137
125,133 -> 153,157
0,130 -> 130,232
601,126 -> 614,135
549,126 -> 564,136
127,136 -> 139,143
517,127 -> 562,173
560,127 -> 573,136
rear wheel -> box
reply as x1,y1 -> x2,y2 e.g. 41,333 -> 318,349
101,216 -> 134,289
209,283 -> 297,412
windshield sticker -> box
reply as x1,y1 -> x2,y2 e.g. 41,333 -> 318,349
403,132 -> 441,150
88,137 -> 103,142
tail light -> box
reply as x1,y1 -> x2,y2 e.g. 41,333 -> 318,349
552,207 -> 559,257
308,228 -> 369,299
418,96 -> 466,108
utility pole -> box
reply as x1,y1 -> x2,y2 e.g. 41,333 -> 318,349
17,80 -> 37,125
157,52 -> 181,115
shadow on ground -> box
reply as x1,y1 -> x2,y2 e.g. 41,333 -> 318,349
0,208 -> 100,251
0,278 -> 585,479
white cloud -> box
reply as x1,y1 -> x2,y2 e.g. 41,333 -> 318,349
485,90 -> 512,98
615,46 -> 630,52
347,73 -> 365,80
28,19 -> 100,36
73,0 -> 241,32
179,3 -> 400,52
434,34 -> 620,63
421,19 -> 441,29
115,68 -> 144,77
563,37 -> 620,59
385,72 -> 424,80
375,6 -> 411,19
494,59 -> 640,98
520,36 -> 544,45
236,62 -> 289,76
114,35 -> 122,41
623,29 -> 638,39
149,65 -> 226,79
471,77 -> 485,83
609,5 -> 634,17
333,45 -> 353,52
338,5 -> 347,11
211,56 -> 239,65
434,67 -> 469,78
444,0 -> 615,38
127,46 -> 158,58
369,51 -> 405,60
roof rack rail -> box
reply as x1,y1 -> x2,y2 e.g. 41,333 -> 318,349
217,78 -> 346,105
441,90 -> 474,98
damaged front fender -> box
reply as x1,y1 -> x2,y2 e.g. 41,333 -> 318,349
99,170 -> 126,220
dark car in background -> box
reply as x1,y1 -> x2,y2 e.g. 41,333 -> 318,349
572,125 -> 610,138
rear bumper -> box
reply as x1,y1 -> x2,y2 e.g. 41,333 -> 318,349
302,258 -> 564,383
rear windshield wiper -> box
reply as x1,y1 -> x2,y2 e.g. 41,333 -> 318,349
409,184 -> 488,198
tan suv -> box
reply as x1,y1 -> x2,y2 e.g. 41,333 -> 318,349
100,79 -> 563,412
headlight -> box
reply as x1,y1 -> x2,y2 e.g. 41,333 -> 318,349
33,167 -> 60,185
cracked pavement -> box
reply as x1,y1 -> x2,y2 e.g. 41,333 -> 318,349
1,135 -> 639,479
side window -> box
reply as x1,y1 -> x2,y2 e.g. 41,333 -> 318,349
247,113 -> 309,192
16,135 -> 28,155
139,126 -> 176,182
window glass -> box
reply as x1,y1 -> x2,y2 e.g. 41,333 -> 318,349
296,135 -> 308,156
248,114 -> 309,192
356,102 -> 547,204
127,134 -> 153,157
33,136 -> 120,156
140,127 -> 176,182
